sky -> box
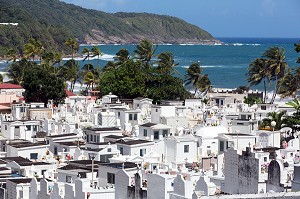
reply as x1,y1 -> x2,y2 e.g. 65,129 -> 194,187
62,0 -> 300,38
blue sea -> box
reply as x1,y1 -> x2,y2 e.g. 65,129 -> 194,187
1,37 -> 299,91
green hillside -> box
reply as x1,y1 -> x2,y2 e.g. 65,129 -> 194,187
0,0 -> 218,55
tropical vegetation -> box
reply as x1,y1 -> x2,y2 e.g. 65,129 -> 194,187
5,38 -> 214,105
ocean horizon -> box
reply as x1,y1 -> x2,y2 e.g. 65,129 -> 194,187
1,37 -> 299,91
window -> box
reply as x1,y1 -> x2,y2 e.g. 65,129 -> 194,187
118,112 -> 120,117
30,153 -> 38,160
143,129 -> 147,137
97,136 -> 100,143
54,147 -> 58,155
90,135 -> 93,142
120,147 -> 123,155
220,141 -> 225,152
129,114 -> 133,121
137,104 -> 139,108
261,106 -> 266,110
140,149 -> 146,157
184,145 -> 189,153
107,173 -> 115,184
15,126 -> 19,129
5,125 -> 7,130
33,126 -> 38,131
156,109 -> 158,112
26,125 -> 31,130
87,134 -> 89,142
264,157 -> 267,162
134,114 -> 137,120
66,175 -> 72,183
20,107 -> 25,113
154,131 -> 159,140
237,123 -> 244,125
163,130 -> 168,137
107,148 -> 111,152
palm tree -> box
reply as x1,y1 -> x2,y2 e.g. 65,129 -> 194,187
114,48 -> 130,64
91,46 -> 102,67
260,111 -> 286,131
6,48 -> 18,62
157,52 -> 179,75
185,62 -> 206,95
247,58 -> 270,103
7,58 -> 32,84
65,37 -> 79,60
286,99 -> 300,112
59,59 -> 81,92
82,47 -> 90,61
134,39 -> 156,69
24,38 -> 43,62
83,71 -> 95,90
263,47 -> 288,103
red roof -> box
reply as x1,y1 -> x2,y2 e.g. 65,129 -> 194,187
0,83 -> 23,89
65,90 -> 75,97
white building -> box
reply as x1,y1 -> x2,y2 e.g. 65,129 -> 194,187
165,135 -> 198,163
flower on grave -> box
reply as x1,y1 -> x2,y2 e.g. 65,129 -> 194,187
143,162 -> 149,169
282,141 -> 288,149
87,192 -> 91,199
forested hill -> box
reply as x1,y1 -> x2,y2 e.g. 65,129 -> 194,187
0,0 -> 218,55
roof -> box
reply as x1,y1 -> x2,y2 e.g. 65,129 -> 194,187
8,178 -> 32,184
58,164 -> 91,172
46,133 -> 77,138
195,126 -> 228,138
8,142 -> 47,148
116,139 -> 153,146
140,123 -> 157,127
56,141 -> 85,146
103,162 -> 138,169
65,89 -> 75,97
0,83 -> 23,89
0,157 -> 32,163
104,135 -> 128,139
85,127 -> 121,132
18,162 -> 51,166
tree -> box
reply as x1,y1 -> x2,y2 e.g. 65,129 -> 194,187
6,48 -> 18,62
22,65 -> 67,105
263,47 -> 288,103
24,38 -> 43,62
157,52 -> 178,75
260,111 -> 286,131
247,58 -> 269,103
7,58 -> 33,84
114,48 -> 130,64
58,59 -> 81,92
65,37 -> 79,59
185,62 -> 211,95
91,46 -> 102,67
134,39 -> 156,68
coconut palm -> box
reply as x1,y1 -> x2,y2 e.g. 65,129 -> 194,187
185,62 -> 205,95
7,58 -> 32,84
247,58 -> 270,103
157,52 -> 179,75
59,59 -> 81,92
65,37 -> 79,60
91,46 -> 102,67
83,71 -> 95,90
278,68 -> 300,98
134,39 -> 156,68
263,47 -> 288,103
6,48 -> 18,62
24,38 -> 43,62
260,111 -> 287,131
115,48 -> 130,64
286,99 -> 300,112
